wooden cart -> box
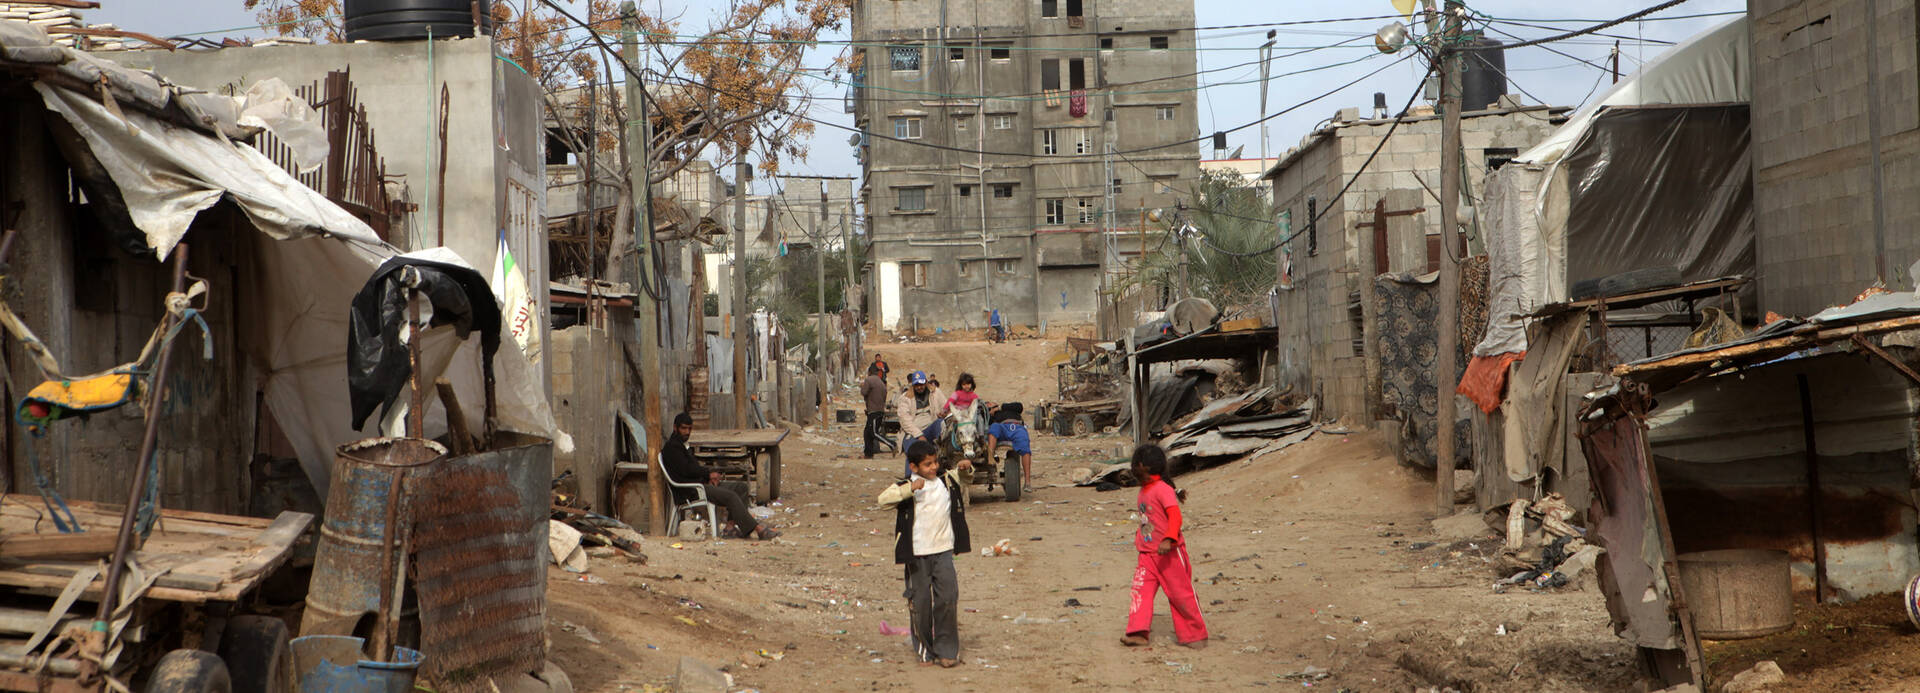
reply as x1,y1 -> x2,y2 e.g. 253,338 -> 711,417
0,495 -> 312,693
687,429 -> 789,504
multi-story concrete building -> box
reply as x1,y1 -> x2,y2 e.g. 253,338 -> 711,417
850,0 -> 1201,334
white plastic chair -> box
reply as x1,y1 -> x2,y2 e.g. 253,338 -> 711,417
656,452 -> 719,539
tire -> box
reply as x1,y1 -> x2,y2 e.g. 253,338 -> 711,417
768,452 -> 782,501
1051,412 -> 1072,437
1072,414 -> 1096,437
1569,267 -> 1683,300
218,616 -> 291,693
1002,453 -> 1023,503
147,650 -> 232,693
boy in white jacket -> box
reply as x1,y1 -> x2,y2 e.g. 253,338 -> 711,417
877,440 -> 973,667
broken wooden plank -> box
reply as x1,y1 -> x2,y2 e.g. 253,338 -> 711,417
21,563 -> 223,593
0,533 -> 115,561
1218,317 -> 1266,332
1615,315 -> 1920,378
227,511 -> 313,582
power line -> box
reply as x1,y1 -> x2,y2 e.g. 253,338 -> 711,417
1455,0 -> 1696,51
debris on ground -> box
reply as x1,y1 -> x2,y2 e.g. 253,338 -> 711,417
1720,660 -> 1784,693
980,538 -> 1020,557
1158,396 -> 1317,471
1488,493 -> 1602,591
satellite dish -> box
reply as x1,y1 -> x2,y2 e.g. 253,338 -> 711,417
1147,208 -> 1164,222
847,133 -> 862,146
1375,22 -> 1408,54
1167,297 -> 1218,336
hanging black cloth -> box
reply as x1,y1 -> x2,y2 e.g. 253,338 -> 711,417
347,257 -> 502,431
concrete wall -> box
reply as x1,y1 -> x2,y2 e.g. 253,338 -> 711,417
1264,107 -> 1560,423
1750,0 -> 1920,316
112,38 -> 552,382
854,0 -> 1199,331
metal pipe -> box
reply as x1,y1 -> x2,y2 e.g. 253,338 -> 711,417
94,244 -> 188,626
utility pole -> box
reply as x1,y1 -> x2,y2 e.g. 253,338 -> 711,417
1258,30 -> 1276,165
732,159 -> 750,427
1610,40 -> 1621,83
620,2 -> 668,535
1433,0 -> 1463,515
815,181 -> 827,383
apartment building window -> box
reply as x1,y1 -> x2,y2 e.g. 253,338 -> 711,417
1149,35 -> 1169,50
993,183 -> 1016,198
989,44 -> 1012,61
1155,105 -> 1176,121
903,262 -> 928,287
1100,37 -> 1113,51
1040,0 -> 1057,17
1151,174 -> 1177,193
1485,147 -> 1519,171
958,261 -> 973,278
1110,178 -> 1122,195
1077,199 -> 1094,224
996,259 -> 1018,275
1104,107 -> 1114,122
992,114 -> 1013,129
897,187 -> 928,211
1041,59 -> 1060,91
949,47 -> 965,62
955,114 -> 970,131
957,184 -> 974,198
1068,58 -> 1086,90
1074,129 -> 1092,154
892,116 -> 923,139
1041,129 -> 1058,155
890,46 -> 921,71
1044,198 -> 1066,224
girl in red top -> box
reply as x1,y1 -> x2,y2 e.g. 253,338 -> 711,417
1121,444 -> 1209,649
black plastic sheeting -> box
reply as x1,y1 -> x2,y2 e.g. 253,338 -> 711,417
1562,105 -> 1753,287
348,257 -> 502,431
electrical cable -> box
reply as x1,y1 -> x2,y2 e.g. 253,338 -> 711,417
1451,0 -> 1695,51
1191,64 -> 1433,259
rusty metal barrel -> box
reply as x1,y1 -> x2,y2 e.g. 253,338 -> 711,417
301,437 -> 445,637
1677,549 -> 1794,640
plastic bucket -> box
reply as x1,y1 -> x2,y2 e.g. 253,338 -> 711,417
290,635 -> 423,693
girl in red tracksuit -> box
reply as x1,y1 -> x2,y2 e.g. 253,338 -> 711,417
1121,444 -> 1209,649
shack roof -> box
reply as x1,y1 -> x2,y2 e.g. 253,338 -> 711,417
1133,324 -> 1277,364
1609,291 -> 1920,394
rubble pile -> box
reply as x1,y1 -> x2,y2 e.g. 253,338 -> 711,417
1490,493 -> 1602,592
1159,390 -> 1317,468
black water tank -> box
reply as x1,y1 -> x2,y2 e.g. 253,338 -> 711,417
344,0 -> 492,42
1460,37 -> 1507,111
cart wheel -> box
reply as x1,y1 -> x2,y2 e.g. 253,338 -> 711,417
147,650 -> 232,693
768,450 -> 783,501
1051,413 -> 1072,437
1072,414 -> 1096,437
219,616 -> 292,693
1002,454 -> 1022,503
755,456 -> 773,505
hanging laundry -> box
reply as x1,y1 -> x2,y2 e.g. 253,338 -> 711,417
1069,89 -> 1088,118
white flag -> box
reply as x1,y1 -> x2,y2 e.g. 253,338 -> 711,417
493,235 -> 543,365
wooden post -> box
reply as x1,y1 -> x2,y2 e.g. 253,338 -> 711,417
1796,373 -> 1828,602
621,3 -> 670,535
1434,1 -> 1464,515
732,161 -> 751,429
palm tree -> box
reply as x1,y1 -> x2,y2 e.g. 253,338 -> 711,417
1113,170 -> 1277,310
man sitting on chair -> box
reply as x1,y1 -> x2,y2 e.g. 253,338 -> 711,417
662,412 -> 781,540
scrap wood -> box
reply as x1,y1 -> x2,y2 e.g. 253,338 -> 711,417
0,532 -> 115,561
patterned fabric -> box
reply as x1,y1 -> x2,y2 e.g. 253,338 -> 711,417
1374,273 -> 1471,469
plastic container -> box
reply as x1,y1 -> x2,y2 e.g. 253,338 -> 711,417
290,635 -> 423,693
343,0 -> 493,42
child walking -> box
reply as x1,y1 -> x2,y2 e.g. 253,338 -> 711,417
1121,444 -> 1209,649
878,440 -> 974,667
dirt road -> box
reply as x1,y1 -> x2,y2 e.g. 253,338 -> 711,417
545,340 -> 1641,691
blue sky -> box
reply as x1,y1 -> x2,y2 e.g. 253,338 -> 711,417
96,1 -> 1747,191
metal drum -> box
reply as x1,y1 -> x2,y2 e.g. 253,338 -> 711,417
302,438 -> 445,637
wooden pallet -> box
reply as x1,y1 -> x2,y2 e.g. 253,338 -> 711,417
0,495 -> 311,604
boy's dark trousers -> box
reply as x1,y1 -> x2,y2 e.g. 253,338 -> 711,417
864,411 -> 884,457
904,550 -> 959,661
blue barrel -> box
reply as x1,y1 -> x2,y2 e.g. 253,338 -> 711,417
343,0 -> 493,42
301,438 -> 444,638
290,635 -> 423,693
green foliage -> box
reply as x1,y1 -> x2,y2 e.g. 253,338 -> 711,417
739,243 -> 863,368
1112,170 -> 1277,309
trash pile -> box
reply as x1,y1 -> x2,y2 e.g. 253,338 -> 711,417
1491,493 -> 1602,592
549,508 -> 648,572
1158,391 -> 1317,469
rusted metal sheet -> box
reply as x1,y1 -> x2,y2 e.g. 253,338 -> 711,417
407,433 -> 551,692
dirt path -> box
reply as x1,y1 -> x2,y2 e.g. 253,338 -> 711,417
862,338 -> 1062,406
546,368 -> 1642,690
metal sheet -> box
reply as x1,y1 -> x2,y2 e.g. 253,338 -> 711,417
408,433 -> 552,692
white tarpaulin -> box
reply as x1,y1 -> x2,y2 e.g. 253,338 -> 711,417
34,77 -> 567,494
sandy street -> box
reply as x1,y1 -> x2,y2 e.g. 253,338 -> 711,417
544,341 -> 1645,692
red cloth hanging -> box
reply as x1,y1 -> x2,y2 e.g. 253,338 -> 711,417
1069,90 -> 1088,118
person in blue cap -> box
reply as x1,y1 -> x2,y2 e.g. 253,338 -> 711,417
893,371 -> 945,472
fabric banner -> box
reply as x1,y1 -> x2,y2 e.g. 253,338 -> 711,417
493,234 -> 543,365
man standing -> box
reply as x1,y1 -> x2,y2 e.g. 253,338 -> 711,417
989,309 -> 1004,343
861,370 -> 888,459
662,413 -> 781,540
894,371 -> 944,468
867,352 -> 891,383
